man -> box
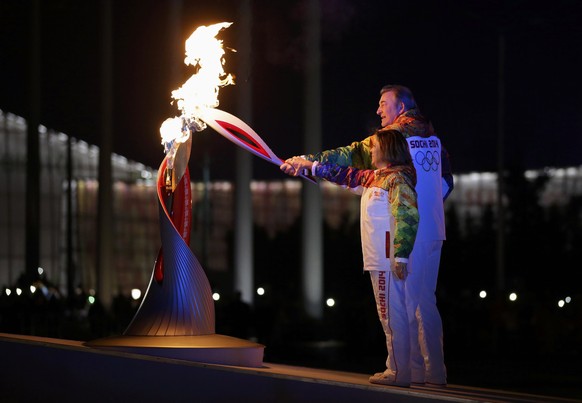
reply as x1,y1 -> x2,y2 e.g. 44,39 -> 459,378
282,85 -> 453,387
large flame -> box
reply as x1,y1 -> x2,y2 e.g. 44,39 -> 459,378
160,22 -> 235,163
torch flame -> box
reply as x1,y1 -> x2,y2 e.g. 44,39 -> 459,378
160,22 -> 235,158
160,117 -> 188,169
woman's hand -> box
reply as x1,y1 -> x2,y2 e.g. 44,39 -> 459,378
392,262 -> 408,280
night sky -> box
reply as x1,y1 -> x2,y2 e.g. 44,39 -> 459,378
1,0 -> 582,180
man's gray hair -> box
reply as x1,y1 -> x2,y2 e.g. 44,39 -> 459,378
380,85 -> 417,109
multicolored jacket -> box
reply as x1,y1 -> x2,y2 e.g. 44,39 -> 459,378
306,108 -> 453,242
305,108 -> 454,199
313,162 -> 419,270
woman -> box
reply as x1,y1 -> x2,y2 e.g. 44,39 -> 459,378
282,129 -> 419,387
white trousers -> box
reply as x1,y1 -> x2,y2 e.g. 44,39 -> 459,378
406,240 -> 447,384
370,270 -> 410,383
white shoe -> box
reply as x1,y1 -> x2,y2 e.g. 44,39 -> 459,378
368,371 -> 410,387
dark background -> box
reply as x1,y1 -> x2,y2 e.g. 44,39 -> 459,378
2,0 -> 582,178
1,0 -> 582,399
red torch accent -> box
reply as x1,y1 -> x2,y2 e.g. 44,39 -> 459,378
216,120 -> 274,162
153,158 -> 192,283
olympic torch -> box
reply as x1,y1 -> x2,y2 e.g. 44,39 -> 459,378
86,21 -> 265,368
123,22 -> 238,335
199,108 -> 316,183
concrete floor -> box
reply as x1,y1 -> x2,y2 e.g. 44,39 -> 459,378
0,333 -> 578,403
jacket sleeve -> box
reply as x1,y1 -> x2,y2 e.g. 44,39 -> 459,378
313,163 -> 373,189
389,179 -> 419,259
305,136 -> 374,170
441,144 -> 454,200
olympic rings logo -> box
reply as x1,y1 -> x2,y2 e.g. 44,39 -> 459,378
414,150 -> 440,172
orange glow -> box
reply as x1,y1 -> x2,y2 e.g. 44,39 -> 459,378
160,22 -> 235,166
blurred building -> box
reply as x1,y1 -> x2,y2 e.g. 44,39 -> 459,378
1,110 -> 158,296
2,109 -> 582,300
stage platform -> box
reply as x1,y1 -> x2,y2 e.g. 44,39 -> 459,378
0,333 -> 578,403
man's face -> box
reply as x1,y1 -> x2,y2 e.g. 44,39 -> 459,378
376,91 -> 403,127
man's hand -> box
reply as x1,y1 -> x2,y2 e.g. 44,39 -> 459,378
280,161 -> 297,176
392,262 -> 408,280
280,157 -> 313,177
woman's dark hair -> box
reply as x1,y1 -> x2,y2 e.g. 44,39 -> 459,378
375,129 -> 413,166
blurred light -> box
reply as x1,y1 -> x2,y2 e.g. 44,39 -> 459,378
5,289 -> 11,296
212,292 -> 220,301
57,132 -> 68,142
16,288 -> 22,296
88,289 -> 96,296
77,140 -> 89,153
37,267 -> 44,276
558,300 -> 565,308
256,287 -> 265,296
479,290 -> 487,299
468,172 -> 481,182
30,285 -> 37,294
131,289 -> 142,300
283,179 -> 302,191
565,296 -> 572,303
524,170 -> 538,180
268,182 -> 283,192
251,181 -> 268,191
215,181 -> 232,191
326,298 -> 335,307
509,292 -> 517,302
88,296 -> 96,304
